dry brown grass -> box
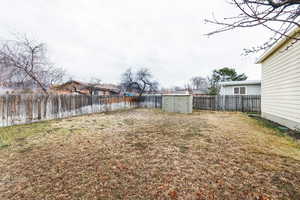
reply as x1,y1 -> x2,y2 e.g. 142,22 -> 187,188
0,109 -> 300,200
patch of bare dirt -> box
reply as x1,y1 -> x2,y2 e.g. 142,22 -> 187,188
0,109 -> 300,200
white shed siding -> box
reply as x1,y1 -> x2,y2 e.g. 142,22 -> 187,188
162,95 -> 193,114
220,84 -> 261,95
261,37 -> 300,130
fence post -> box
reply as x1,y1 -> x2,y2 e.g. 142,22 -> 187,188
241,95 -> 244,112
216,96 -> 218,111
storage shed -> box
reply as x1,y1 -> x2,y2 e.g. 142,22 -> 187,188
162,94 -> 193,114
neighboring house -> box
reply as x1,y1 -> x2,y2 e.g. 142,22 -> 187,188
256,27 -> 300,130
0,81 -> 37,94
52,81 -> 120,96
51,80 -> 90,95
219,80 -> 261,95
92,84 -> 120,96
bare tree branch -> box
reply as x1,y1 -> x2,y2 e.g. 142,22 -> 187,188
0,35 -> 66,93
205,0 -> 300,54
190,76 -> 209,91
121,68 -> 159,96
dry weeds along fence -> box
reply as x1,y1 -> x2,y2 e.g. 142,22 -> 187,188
0,95 -> 144,127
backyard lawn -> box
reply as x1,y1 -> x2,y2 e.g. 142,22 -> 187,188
0,109 -> 300,200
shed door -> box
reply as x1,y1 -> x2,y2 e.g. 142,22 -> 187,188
174,96 -> 190,113
163,96 -> 174,112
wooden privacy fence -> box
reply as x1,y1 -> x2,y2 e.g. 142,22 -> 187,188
0,95 -> 141,127
193,95 -> 261,112
0,94 -> 260,127
138,95 -> 162,108
139,95 -> 261,113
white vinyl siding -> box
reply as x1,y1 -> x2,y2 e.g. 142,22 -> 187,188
261,36 -> 300,130
220,84 -> 261,95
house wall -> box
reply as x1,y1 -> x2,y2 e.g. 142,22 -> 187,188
94,90 -> 116,96
261,36 -> 300,130
220,84 -> 261,95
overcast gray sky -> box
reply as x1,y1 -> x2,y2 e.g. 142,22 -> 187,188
0,0 -> 270,87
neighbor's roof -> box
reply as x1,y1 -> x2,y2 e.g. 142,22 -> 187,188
256,26 -> 300,64
54,80 -> 88,89
219,80 -> 261,86
53,81 -> 120,93
91,84 -> 120,93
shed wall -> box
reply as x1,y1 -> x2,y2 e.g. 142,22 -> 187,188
162,95 -> 192,114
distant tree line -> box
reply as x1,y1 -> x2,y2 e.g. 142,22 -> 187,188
208,67 -> 247,95
165,67 -> 247,95
0,35 -> 248,97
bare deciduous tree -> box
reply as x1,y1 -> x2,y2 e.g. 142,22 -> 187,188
190,76 -> 208,90
121,68 -> 159,96
89,77 -> 102,84
0,36 -> 65,93
205,0 -> 300,54
43,67 -> 66,86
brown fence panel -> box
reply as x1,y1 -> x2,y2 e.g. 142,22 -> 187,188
0,94 -> 140,127
193,95 -> 261,113
138,95 -> 162,108
0,94 -> 260,127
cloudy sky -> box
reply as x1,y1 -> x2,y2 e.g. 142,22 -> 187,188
0,0 -> 270,87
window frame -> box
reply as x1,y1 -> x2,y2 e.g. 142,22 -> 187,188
233,87 -> 240,95
239,87 -> 246,95
233,86 -> 247,95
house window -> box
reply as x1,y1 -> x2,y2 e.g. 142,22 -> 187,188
240,87 -> 246,95
234,87 -> 239,95
233,87 -> 246,95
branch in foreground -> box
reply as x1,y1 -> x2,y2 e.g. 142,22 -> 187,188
205,0 -> 300,54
